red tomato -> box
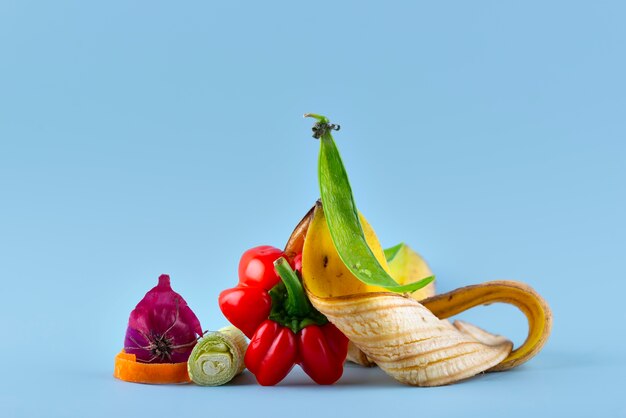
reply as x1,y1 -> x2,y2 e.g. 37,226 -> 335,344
238,245 -> 284,290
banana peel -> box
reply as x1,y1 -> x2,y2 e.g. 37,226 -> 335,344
345,243 -> 436,367
307,291 -> 513,386
285,202 -> 552,386
421,280 -> 552,372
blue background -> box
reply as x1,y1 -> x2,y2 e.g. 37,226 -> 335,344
1,1 -> 624,417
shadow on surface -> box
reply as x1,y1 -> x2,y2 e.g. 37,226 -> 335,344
91,348 -> 597,388
227,364 -> 399,388
520,348 -> 611,371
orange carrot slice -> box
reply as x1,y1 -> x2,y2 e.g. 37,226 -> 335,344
113,350 -> 191,384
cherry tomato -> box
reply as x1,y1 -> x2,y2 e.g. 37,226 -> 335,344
238,245 -> 284,290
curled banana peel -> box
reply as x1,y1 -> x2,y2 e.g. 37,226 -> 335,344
346,281 -> 552,371
285,203 -> 552,386
344,242 -> 437,367
307,291 -> 513,386
421,280 -> 552,372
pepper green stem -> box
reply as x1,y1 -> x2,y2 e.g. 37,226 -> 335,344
274,257 -> 312,318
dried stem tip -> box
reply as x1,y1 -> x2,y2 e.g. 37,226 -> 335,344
304,113 -> 340,139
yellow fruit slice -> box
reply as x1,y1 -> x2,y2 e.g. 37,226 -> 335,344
301,201 -> 389,297
386,243 -> 436,301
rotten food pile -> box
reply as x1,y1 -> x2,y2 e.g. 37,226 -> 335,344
114,114 -> 552,386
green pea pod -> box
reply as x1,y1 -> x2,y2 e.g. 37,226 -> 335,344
305,113 -> 434,294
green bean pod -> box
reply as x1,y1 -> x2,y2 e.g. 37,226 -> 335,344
306,113 -> 434,294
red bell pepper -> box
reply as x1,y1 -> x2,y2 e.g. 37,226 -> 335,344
238,245 -> 284,290
219,246 -> 283,339
298,322 -> 348,385
219,252 -> 348,386
218,286 -> 271,339
244,320 -> 298,386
